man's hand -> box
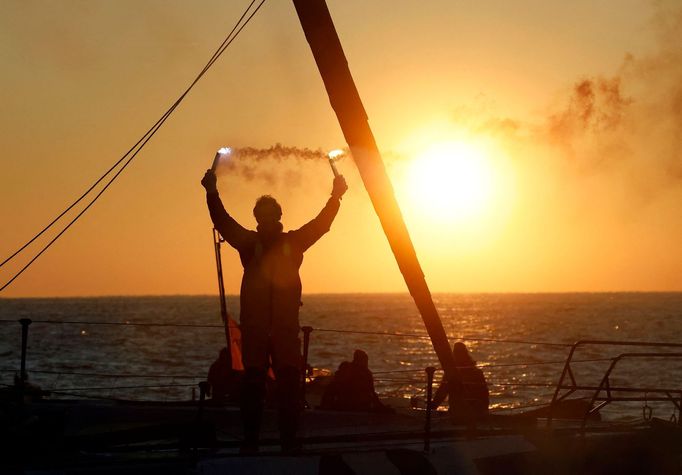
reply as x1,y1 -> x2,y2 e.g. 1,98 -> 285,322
201,169 -> 218,193
331,175 -> 348,200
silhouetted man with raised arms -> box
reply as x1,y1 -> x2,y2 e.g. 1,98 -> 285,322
201,167 -> 347,453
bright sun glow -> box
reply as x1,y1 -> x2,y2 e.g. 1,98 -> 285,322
405,141 -> 495,221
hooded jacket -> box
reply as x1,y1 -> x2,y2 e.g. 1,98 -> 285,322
206,192 -> 341,367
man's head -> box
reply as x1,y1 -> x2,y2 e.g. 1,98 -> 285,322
353,349 -> 369,368
253,195 -> 282,224
452,342 -> 474,366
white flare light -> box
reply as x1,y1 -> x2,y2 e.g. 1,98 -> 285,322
327,149 -> 344,177
327,149 -> 344,160
211,147 -> 232,171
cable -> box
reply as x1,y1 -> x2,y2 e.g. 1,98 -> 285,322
480,357 -> 613,368
49,383 -> 196,391
44,389 -> 124,401
490,401 -> 551,412
312,327 -> 572,347
0,318 -> 222,328
373,368 -> 432,374
0,368 -> 202,379
0,0 -> 259,272
0,0 -> 267,291
372,357 -> 614,373
0,318 -> 577,349
488,382 -> 556,388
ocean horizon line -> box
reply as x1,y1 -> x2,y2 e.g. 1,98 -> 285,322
2,290 -> 682,300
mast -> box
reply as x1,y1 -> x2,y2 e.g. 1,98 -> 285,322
292,0 -> 463,394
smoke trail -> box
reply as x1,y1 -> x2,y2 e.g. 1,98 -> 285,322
541,76 -> 634,171
235,143 -> 327,161
217,143 -> 348,183
548,77 -> 632,142
456,2 -> 682,194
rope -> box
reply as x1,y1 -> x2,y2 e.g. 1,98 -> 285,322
490,401 -> 551,412
489,382 -> 556,388
372,368 -> 433,374
0,318 -> 222,328
0,0 -> 267,291
0,368 -> 557,389
46,383 -> 196,392
312,327 -> 572,347
0,318 -> 573,347
371,357 -> 613,375
480,357 -> 613,368
0,368 -> 201,379
44,389 -> 126,401
312,327 -> 431,338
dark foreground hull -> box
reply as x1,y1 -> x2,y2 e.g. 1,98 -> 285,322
2,397 -> 681,474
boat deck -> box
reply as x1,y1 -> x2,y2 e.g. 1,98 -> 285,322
3,395 -> 680,474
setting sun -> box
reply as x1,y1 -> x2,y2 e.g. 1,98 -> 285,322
404,141 -> 495,221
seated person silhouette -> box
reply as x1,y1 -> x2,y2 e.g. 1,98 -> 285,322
430,342 -> 489,420
320,349 -> 392,413
207,347 -> 242,403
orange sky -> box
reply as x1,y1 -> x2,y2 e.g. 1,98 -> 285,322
1,0 -> 681,297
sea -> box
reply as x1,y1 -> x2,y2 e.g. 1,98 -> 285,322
1,293 -> 681,421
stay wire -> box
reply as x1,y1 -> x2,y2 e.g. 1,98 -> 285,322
0,0 -> 258,271
0,0 -> 266,290
0,107 -> 173,292
313,327 -> 572,347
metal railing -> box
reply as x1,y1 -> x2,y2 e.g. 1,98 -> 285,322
547,340 -> 682,427
579,352 -> 682,431
6,318 -> 682,433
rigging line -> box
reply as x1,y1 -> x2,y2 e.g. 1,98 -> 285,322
0,105 -> 176,292
0,317 -> 576,348
0,317 -> 571,348
372,369 -> 433,374
0,0 -> 265,275
459,337 -> 571,347
313,327 -> 430,338
489,401 -> 551,412
0,0 -> 268,293
488,382 -> 557,388
0,368 -> 202,379
43,389 -> 124,401
312,327 -> 572,347
0,318 -> 223,328
0,0 -> 258,271
0,110 -> 169,271
480,357 -> 614,368
371,358 -> 613,374
48,383 -> 196,391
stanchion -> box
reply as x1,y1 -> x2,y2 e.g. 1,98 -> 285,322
424,366 -> 436,452
192,381 -> 209,463
19,318 -> 32,384
301,326 -> 313,407
197,381 -> 208,422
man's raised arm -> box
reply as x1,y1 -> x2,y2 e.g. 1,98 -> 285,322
293,175 -> 348,251
201,169 -> 252,250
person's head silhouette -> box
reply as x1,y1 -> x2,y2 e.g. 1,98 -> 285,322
452,342 -> 475,367
353,349 -> 369,368
253,195 -> 282,225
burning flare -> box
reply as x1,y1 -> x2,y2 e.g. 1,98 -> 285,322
211,147 -> 232,171
327,149 -> 344,177
327,149 -> 344,160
